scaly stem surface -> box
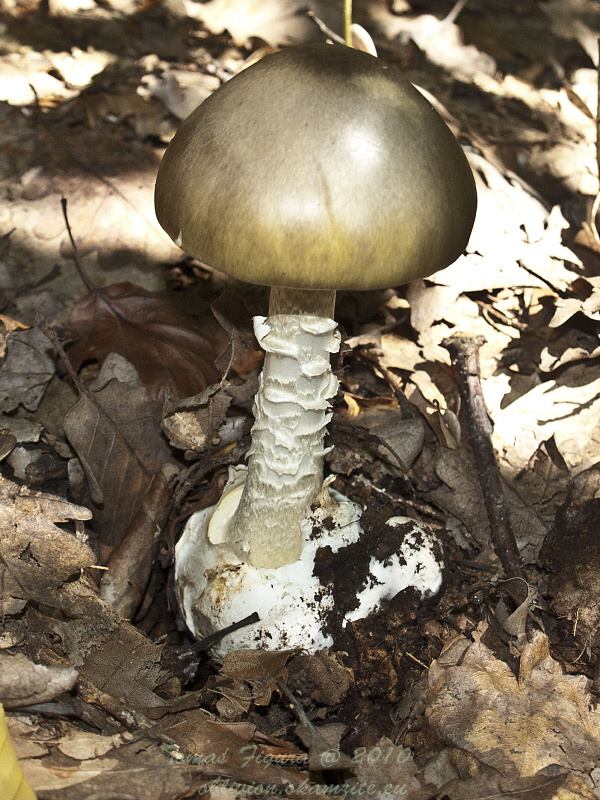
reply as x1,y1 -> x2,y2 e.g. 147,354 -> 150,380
230,286 -> 339,568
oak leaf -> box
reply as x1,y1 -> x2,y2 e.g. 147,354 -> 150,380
67,282 -> 222,402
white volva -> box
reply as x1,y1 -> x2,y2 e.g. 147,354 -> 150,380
175,470 -> 444,657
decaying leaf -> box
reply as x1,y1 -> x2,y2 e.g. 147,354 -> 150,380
218,649 -> 297,706
57,730 -> 124,760
162,384 -> 233,452
187,0 -> 313,47
0,473 -> 94,615
159,711 -> 309,787
211,290 -> 262,377
540,498 -> 600,645
427,631 -> 600,778
67,282 -> 223,403
100,468 -> 171,620
0,326 -> 56,412
348,737 -> 421,799
492,361 -> 600,479
0,652 -> 78,708
63,356 -> 176,555
288,650 -> 354,706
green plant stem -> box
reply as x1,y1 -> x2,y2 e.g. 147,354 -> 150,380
344,0 -> 352,46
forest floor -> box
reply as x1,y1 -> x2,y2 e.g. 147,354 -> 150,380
1,1 -> 600,798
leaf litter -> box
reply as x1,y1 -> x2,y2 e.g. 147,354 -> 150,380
1,1 -> 600,799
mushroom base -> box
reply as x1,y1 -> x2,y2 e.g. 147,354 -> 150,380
175,466 -> 444,657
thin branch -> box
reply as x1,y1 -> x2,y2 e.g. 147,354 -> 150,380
307,10 -> 345,45
61,197 -> 96,292
442,0 -> 468,28
442,335 -> 524,580
177,612 -> 260,656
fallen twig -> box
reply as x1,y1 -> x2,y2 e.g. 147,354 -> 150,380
442,334 -> 524,580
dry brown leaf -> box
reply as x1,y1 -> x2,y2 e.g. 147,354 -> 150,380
100,468 -> 171,619
0,652 -> 78,708
22,125 -> 181,272
215,683 -> 253,720
543,0 -> 600,62
491,361 -> 600,479
159,711 -> 308,787
7,717 -> 48,760
0,326 -> 56,412
424,446 -> 547,561
574,221 -> 600,254
67,283 -> 223,403
219,649 -> 297,706
427,761 -> 595,800
188,0 -> 313,47
509,439 -> 570,530
140,69 -> 221,121
211,290 -> 262,377
57,730 -> 124,760
46,578 -> 168,711
348,737 -> 421,799
427,631 -> 600,778
549,277 -> 600,328
162,384 -> 233,452
0,51 -> 77,106
377,333 -> 422,373
63,360 -> 175,554
288,650 -> 354,706
440,162 -> 579,295
354,408 -> 424,472
0,477 -> 168,713
539,328 -> 600,373
21,756 -> 120,793
0,473 -> 94,615
540,498 -> 600,645
0,314 -> 28,332
372,11 -> 497,81
19,738 -> 192,797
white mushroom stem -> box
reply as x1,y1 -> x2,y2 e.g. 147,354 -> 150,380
230,287 -> 339,569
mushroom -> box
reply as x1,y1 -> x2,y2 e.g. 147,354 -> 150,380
155,43 -> 476,651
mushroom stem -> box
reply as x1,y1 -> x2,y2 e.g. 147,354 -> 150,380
230,286 -> 339,568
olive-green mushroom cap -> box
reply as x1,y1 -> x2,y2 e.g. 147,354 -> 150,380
154,43 -> 477,292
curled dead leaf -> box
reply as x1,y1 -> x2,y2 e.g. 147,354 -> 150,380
67,283 -> 223,403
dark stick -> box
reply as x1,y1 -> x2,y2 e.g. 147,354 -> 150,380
60,197 -> 96,292
306,11 -> 346,45
442,335 -> 523,580
276,679 -> 353,774
177,611 -> 260,656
